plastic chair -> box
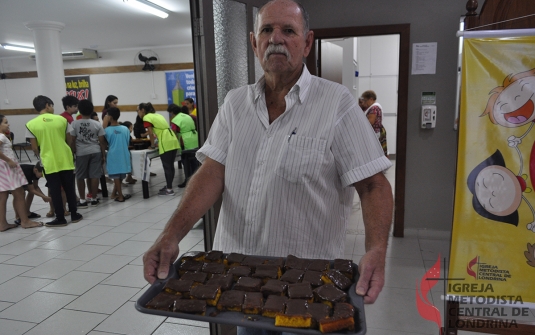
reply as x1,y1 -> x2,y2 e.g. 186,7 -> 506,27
10,132 -> 32,162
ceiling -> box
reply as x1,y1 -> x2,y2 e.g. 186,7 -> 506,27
0,0 -> 192,60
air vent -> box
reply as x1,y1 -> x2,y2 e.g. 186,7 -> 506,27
30,48 -> 98,61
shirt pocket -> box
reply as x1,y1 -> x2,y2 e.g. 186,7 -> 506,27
275,135 -> 326,184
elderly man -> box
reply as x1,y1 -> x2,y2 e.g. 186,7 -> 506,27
143,0 -> 392,312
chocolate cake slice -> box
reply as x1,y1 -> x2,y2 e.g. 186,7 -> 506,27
275,299 -> 312,329
313,283 -> 347,307
262,295 -> 288,318
180,271 -> 208,284
145,292 -> 177,311
318,302 -> 355,333
333,258 -> 354,280
227,265 -> 251,280
217,290 -> 246,311
173,299 -> 207,315
206,274 -> 234,291
287,283 -> 314,302
204,250 -> 224,263
302,270 -> 323,287
260,279 -> 289,297
280,268 -> 304,284
234,276 -> 263,292
285,255 -> 310,270
307,259 -> 330,272
190,284 -> 222,306
163,278 -> 195,297
252,264 -> 281,282
322,269 -> 352,291
243,292 -> 264,315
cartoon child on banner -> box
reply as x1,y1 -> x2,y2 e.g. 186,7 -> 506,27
467,150 -> 535,231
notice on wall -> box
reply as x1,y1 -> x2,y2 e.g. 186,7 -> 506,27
165,70 -> 196,106
65,75 -> 92,101
411,42 -> 437,75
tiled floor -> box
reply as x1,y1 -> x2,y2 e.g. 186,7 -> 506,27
0,158 -> 529,334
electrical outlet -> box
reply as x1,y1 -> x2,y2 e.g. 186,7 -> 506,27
151,93 -> 157,99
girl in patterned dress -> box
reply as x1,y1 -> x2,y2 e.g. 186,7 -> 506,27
0,115 -> 43,231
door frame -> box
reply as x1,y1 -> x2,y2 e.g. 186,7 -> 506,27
307,24 -> 409,237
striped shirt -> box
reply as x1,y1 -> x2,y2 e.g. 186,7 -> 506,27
197,65 -> 392,259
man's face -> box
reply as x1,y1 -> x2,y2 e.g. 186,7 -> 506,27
184,100 -> 193,111
251,0 -> 313,77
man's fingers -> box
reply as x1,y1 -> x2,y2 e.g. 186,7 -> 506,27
356,263 -> 371,297
156,245 -> 178,280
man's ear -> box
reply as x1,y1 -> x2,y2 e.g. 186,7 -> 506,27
250,32 -> 258,58
303,30 -> 315,58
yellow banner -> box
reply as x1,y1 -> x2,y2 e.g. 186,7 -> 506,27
450,36 -> 535,303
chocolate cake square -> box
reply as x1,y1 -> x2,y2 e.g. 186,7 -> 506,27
217,290 -> 246,311
201,262 -> 226,275
180,251 -> 205,262
145,292 -> 178,311
225,252 -> 246,267
206,274 -> 234,291
280,268 -> 304,284
313,283 -> 347,307
241,256 -> 266,270
264,257 -> 285,267
275,299 -> 313,329
322,269 -> 352,291
227,265 -> 251,280
285,255 -> 310,270
260,279 -> 289,297
243,292 -> 264,314
190,284 -> 221,306
307,259 -> 330,272
173,299 -> 207,315
204,250 -> 224,263
163,278 -> 195,296
179,260 -> 203,274
252,264 -> 281,281
287,283 -> 314,302
318,302 -> 355,333
333,258 -> 354,279
307,302 -> 331,325
234,276 -> 263,292
302,270 -> 323,287
262,295 -> 288,318
180,271 -> 208,284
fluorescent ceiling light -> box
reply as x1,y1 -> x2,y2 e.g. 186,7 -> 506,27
124,0 -> 169,19
1,43 -> 36,53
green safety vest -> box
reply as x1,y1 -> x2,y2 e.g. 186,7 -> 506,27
26,114 -> 74,174
143,113 -> 180,155
171,113 -> 199,150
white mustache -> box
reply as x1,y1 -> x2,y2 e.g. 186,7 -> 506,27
264,44 -> 291,62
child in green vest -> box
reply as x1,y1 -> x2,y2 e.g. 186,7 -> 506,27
26,95 -> 83,227
168,104 -> 199,188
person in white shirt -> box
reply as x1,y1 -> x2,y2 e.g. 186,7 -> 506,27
143,0 -> 393,307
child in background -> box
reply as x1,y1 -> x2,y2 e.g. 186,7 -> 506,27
14,162 -> 51,224
102,95 -> 118,129
26,95 -> 82,227
104,107 -> 132,202
70,100 -> 107,207
0,115 -> 43,231
60,95 -> 79,124
119,121 -> 137,184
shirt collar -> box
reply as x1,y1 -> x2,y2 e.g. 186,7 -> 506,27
252,64 -> 312,104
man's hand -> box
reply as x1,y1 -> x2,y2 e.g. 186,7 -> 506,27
42,196 -> 52,203
356,249 -> 386,304
143,234 -> 180,284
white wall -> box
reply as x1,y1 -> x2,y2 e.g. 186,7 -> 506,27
0,45 -> 193,142
320,41 -> 343,85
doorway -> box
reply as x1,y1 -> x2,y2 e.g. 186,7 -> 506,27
306,24 -> 410,237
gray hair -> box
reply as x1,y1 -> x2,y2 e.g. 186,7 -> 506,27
253,0 -> 309,38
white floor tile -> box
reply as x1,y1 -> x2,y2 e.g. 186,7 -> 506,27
94,301 -> 166,334
153,322 -> 210,335
3,248 -> 65,266
0,276 -> 54,303
64,224 -> 114,238
92,215 -> 134,227
101,264 -> 147,288
387,236 -> 422,259
384,257 -> 426,290
37,235 -> 91,251
21,229 -> 71,242
108,221 -> 158,234
0,232 -> 28,246
0,319 -> 36,335
104,240 -> 155,257
65,284 -> 139,314
24,309 -> 108,335
0,301 -> 13,311
129,228 -> 163,243
20,258 -> 85,279
0,264 -> 32,284
54,244 -> 112,261
419,239 -> 451,261
85,232 -> 135,246
0,291 -> 77,323
40,271 -> 109,295
0,239 -> 46,255
76,254 -> 136,273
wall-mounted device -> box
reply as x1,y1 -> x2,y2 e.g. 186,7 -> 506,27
421,92 -> 436,129
421,105 -> 437,129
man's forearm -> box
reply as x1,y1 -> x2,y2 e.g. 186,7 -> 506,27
159,157 -> 225,244
355,173 -> 393,253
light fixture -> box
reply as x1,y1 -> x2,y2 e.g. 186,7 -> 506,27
124,0 -> 169,19
1,43 -> 36,53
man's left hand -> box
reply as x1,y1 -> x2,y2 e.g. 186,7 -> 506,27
356,249 -> 386,304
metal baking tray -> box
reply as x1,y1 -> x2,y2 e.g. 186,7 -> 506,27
135,255 -> 366,334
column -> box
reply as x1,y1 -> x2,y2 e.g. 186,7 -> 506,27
25,21 -> 66,108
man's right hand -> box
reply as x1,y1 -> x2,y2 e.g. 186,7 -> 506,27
143,235 -> 180,284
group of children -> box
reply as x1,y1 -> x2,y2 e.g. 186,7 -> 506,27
0,94 -> 200,231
